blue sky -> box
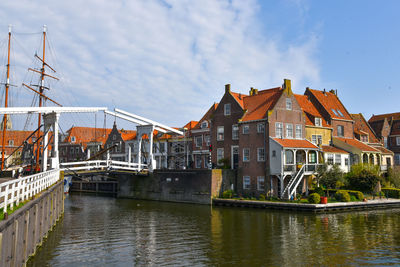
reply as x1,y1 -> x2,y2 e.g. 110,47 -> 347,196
0,0 -> 398,130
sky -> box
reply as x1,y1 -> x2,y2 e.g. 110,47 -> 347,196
0,0 -> 399,131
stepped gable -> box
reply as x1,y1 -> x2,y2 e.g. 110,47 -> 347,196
241,87 -> 282,122
351,113 -> 380,143
307,89 -> 352,120
295,94 -> 329,127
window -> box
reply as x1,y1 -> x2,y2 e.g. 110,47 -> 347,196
205,135 -> 211,146
217,126 -> 224,141
112,134 -> 116,140
242,125 -> 249,134
224,103 -> 231,116
232,125 -> 239,140
257,148 -> 265,162
337,110 -> 344,117
276,122 -> 283,138
315,117 -> 322,127
337,125 -> 344,137
397,137 -> 400,146
195,136 -> 203,147
311,135 -> 322,145
70,147 -> 74,154
217,148 -> 224,165
257,176 -> 265,191
395,154 -> 400,165
361,135 -> 368,142
243,176 -> 251,190
384,137 -> 388,148
285,150 -> 294,164
272,150 -> 276,157
201,121 -> 208,129
327,154 -> 334,165
243,148 -> 250,162
71,136 -> 76,143
335,154 -> 341,165
286,124 -> 293,138
286,98 -> 292,110
257,123 -> 265,133
195,155 -> 202,168
8,140 -> 14,146
345,157 -> 349,166
331,109 -> 339,116
159,143 -> 165,153
308,152 -> 316,163
295,125 -> 302,139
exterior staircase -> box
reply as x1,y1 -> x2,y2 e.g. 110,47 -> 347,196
281,165 -> 306,200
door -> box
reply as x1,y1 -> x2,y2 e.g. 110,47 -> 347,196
232,146 -> 239,169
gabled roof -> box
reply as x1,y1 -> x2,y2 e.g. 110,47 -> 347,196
193,103 -> 218,130
369,112 -> 400,123
0,130 -> 42,155
230,92 -> 247,108
241,88 -> 282,122
120,129 -> 137,141
64,127 -> 112,145
335,137 -> 378,152
272,138 -> 318,149
307,89 -> 352,121
295,94 -> 329,127
183,121 -> 198,131
351,113 -> 380,143
321,145 -> 349,154
373,145 -> 394,155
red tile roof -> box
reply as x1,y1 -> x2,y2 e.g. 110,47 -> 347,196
120,129 -> 137,141
321,145 -> 349,154
335,137 -> 378,152
193,103 -> 218,130
373,145 -> 394,155
0,130 -> 53,155
241,87 -> 282,122
295,94 -> 329,127
307,89 -> 352,120
183,121 -> 198,131
351,113 -> 380,143
230,92 -> 247,108
272,138 -> 318,149
64,127 -> 112,145
369,112 -> 400,123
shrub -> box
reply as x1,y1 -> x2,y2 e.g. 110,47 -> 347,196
346,164 -> 380,193
259,194 -> 266,201
222,190 -> 233,199
320,164 -> 344,189
313,186 -> 325,197
382,188 -> 400,198
350,195 -> 357,202
308,193 -> 320,204
335,190 -> 351,202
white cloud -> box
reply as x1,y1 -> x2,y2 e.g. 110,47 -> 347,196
0,0 -> 319,129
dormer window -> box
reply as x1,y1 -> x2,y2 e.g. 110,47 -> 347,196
224,103 -> 231,116
8,140 -> 14,146
361,135 -> 368,143
113,134 -> 117,140
337,110 -> 344,117
331,109 -> 338,116
71,136 -> 76,143
201,121 -> 208,129
286,98 -> 292,110
315,117 -> 322,127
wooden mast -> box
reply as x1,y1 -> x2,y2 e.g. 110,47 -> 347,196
1,25 -> 11,170
35,25 -> 47,172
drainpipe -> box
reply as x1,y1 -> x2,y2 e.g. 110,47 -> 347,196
263,120 -> 267,194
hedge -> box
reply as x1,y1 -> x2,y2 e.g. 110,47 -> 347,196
381,188 -> 400,199
327,189 -> 364,201
308,193 -> 320,204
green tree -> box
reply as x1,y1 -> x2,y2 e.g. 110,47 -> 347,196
320,164 -> 344,189
346,164 -> 380,193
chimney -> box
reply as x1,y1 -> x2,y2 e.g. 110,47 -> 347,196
239,93 -> 242,99
225,84 -> 231,93
283,79 -> 291,91
329,89 -> 335,95
249,87 -> 259,96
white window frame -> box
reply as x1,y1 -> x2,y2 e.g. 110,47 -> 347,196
71,136 -> 76,143
257,148 -> 265,162
224,103 -> 231,116
195,154 -> 202,168
242,125 -> 249,134
217,126 -> 224,141
257,176 -> 265,191
311,135 -> 322,145
232,124 -> 239,140
286,123 -> 293,138
327,154 -> 334,165
295,124 -> 302,139
201,121 -> 208,129
217,148 -> 224,165
275,122 -> 283,138
384,137 -> 388,148
286,98 -> 292,110
334,154 -> 341,165
8,140 -> 14,146
195,135 -> 203,148
243,176 -> 251,190
257,123 -> 265,133
205,135 -> 211,146
243,148 -> 250,162
315,117 -> 322,127
337,125 -> 344,137
397,137 -> 400,146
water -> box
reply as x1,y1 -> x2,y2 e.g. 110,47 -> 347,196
28,194 -> 400,266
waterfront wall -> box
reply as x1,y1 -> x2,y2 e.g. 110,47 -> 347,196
115,169 -> 236,204
0,180 -> 64,267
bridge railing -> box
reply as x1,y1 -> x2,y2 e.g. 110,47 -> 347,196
0,169 -> 60,212
60,160 -> 148,172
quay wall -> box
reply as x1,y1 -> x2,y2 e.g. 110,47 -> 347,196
115,169 -> 236,204
0,180 -> 64,267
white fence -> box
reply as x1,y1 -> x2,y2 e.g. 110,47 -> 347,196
60,160 -> 148,172
0,169 -> 60,212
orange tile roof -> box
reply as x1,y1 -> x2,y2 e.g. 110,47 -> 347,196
321,145 -> 349,154
295,94 -> 329,127
307,89 -> 352,120
0,130 -> 53,155
373,145 -> 394,155
230,91 -> 247,108
335,137 -> 378,152
183,121 -> 198,130
272,138 -> 318,149
369,112 -> 400,123
241,87 -> 282,122
351,113 -> 380,143
64,127 -> 113,146
193,103 -> 218,130
120,129 -> 137,141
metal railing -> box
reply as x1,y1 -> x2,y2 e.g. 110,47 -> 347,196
0,169 -> 60,212
60,160 -> 148,172
284,163 -> 319,173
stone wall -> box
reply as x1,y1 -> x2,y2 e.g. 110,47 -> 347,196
0,180 -> 64,267
115,169 -> 236,205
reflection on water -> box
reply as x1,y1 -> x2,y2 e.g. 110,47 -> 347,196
28,194 -> 400,266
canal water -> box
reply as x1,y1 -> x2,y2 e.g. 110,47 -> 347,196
28,194 -> 400,266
